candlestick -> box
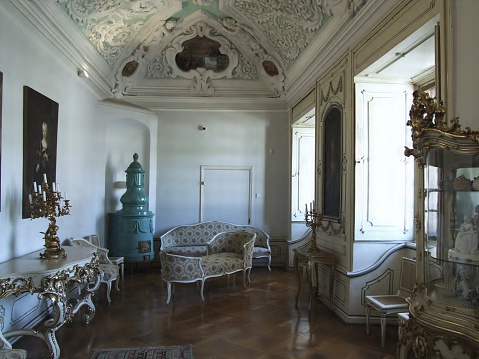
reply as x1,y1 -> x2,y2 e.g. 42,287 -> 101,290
304,203 -> 323,252
29,181 -> 71,259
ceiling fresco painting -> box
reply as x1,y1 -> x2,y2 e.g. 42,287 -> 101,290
3,0 -> 369,107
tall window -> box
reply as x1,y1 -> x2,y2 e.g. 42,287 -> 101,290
291,107 -> 315,221
354,83 -> 414,240
354,21 -> 436,241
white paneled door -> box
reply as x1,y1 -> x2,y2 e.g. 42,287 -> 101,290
200,166 -> 252,224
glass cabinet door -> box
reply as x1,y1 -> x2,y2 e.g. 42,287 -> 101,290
425,147 -> 479,308
400,90 -> 479,358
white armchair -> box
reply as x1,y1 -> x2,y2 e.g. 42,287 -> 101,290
67,238 -> 120,303
84,234 -> 124,284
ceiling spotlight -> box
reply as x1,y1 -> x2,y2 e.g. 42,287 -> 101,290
77,68 -> 89,78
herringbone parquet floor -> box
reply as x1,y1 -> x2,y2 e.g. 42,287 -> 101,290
14,266 -> 398,358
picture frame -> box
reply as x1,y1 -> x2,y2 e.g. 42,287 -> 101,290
322,106 -> 342,220
22,86 -> 59,219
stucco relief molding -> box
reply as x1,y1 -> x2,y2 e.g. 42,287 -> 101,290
58,0 -> 178,68
319,76 -> 343,110
221,17 -> 285,97
112,49 -> 148,97
223,0 -> 328,69
323,0 -> 366,18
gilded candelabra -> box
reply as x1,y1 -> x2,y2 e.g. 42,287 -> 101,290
29,178 -> 71,259
305,203 -> 322,252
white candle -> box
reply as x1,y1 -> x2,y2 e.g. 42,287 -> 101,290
52,182 -> 56,192
33,182 -> 37,193
64,192 -> 68,200
38,186 -> 42,194
56,183 -> 60,193
43,173 -> 47,183
29,194 -> 32,204
42,191 -> 46,201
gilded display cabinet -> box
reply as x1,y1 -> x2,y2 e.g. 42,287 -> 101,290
399,91 -> 479,358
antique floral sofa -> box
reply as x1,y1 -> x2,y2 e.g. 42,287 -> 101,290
160,231 -> 256,303
159,221 -> 271,270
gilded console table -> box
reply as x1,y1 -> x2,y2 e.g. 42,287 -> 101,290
0,246 -> 100,358
293,247 -> 335,311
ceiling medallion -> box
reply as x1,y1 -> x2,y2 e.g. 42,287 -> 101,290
262,61 -> 279,76
121,60 -> 139,77
165,21 -> 239,96
112,50 -> 146,96
175,36 -> 230,73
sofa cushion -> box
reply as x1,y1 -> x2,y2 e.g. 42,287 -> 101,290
164,246 -> 208,256
207,231 -> 255,254
160,221 -> 270,250
201,253 -> 243,277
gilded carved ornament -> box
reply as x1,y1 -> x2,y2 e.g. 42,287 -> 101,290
405,90 -> 479,161
399,316 -> 479,359
414,214 -> 422,232
0,278 -> 35,300
0,255 -> 99,320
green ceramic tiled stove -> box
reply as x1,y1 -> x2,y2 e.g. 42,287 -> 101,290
108,154 -> 155,268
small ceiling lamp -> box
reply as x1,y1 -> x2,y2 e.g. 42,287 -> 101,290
77,68 -> 89,78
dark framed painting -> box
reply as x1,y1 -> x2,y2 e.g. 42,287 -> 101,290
0,71 -> 3,212
322,106 -> 341,220
22,86 -> 59,219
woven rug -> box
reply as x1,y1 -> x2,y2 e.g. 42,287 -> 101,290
89,345 -> 194,359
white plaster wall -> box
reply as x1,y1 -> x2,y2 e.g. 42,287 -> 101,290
0,11 -> 158,262
0,10 -> 100,262
156,109 -> 289,239
99,101 -> 158,224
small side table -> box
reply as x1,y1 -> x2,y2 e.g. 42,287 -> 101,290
110,256 -> 125,287
293,247 -> 335,311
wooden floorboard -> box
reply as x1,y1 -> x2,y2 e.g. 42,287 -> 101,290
14,267 -> 399,358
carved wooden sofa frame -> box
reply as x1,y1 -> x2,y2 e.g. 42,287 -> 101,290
160,221 -> 271,270
160,231 -> 256,304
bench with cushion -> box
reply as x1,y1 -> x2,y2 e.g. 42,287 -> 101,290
159,221 -> 271,270
160,231 -> 256,304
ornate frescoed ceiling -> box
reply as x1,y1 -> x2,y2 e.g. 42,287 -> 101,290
3,0 -> 371,109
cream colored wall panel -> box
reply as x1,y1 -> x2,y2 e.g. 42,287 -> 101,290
315,53 -> 352,273
352,0 -> 441,75
269,236 -> 288,268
